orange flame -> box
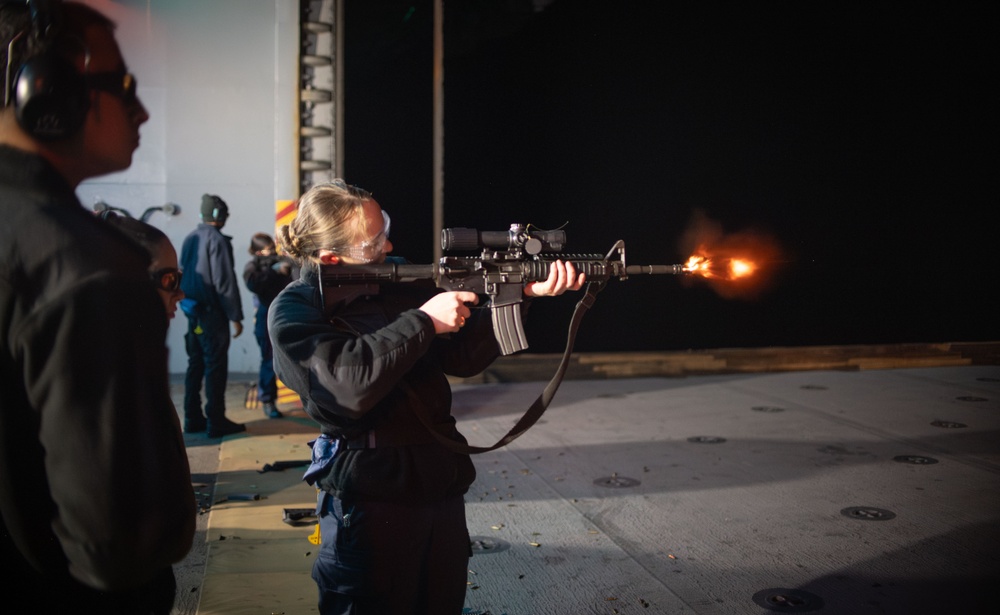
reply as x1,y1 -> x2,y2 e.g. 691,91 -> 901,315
677,209 -> 782,299
683,250 -> 758,280
729,259 -> 755,278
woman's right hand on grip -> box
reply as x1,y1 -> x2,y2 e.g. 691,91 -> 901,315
419,291 -> 478,334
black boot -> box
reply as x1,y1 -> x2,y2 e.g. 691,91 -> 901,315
184,415 -> 206,434
207,417 -> 246,438
263,402 -> 282,419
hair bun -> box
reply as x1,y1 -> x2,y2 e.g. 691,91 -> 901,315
276,225 -> 301,259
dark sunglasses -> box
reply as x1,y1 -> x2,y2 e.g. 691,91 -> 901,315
151,268 -> 182,292
87,70 -> 137,103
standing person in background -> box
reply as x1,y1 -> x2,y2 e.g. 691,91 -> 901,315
243,232 -> 296,419
179,193 -> 245,438
0,2 -> 195,613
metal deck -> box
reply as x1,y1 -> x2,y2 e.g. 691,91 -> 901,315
172,347 -> 1000,614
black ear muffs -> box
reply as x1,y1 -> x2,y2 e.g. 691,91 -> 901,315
13,52 -> 90,140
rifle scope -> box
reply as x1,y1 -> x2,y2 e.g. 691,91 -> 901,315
441,224 -> 566,255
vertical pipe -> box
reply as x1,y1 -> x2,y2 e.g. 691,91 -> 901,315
432,0 -> 444,260
334,0 -> 345,178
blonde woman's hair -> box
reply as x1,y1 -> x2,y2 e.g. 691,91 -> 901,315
277,180 -> 374,264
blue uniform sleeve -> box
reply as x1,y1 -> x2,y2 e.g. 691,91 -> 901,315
211,235 -> 243,322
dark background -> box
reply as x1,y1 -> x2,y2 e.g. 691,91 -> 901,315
343,1 -> 997,354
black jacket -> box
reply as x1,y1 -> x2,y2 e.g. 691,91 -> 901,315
243,253 -> 295,306
268,263 -> 501,503
0,146 -> 195,612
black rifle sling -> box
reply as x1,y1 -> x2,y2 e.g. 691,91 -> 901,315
404,281 -> 605,455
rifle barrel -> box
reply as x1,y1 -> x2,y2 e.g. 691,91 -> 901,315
625,264 -> 688,275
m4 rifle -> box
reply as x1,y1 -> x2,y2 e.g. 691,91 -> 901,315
320,224 -> 688,355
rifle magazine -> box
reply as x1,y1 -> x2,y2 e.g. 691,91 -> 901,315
492,303 -> 528,355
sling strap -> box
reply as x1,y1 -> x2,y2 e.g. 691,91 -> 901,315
406,281 -> 605,454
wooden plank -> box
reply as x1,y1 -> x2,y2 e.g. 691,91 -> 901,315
447,342 -> 1000,383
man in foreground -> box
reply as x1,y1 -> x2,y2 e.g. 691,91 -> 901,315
0,3 -> 195,613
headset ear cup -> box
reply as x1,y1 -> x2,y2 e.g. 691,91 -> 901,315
14,54 -> 90,140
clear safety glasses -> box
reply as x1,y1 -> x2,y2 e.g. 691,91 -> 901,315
332,210 -> 390,263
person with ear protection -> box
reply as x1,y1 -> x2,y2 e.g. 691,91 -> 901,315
0,2 -> 195,614
179,193 -> 246,437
